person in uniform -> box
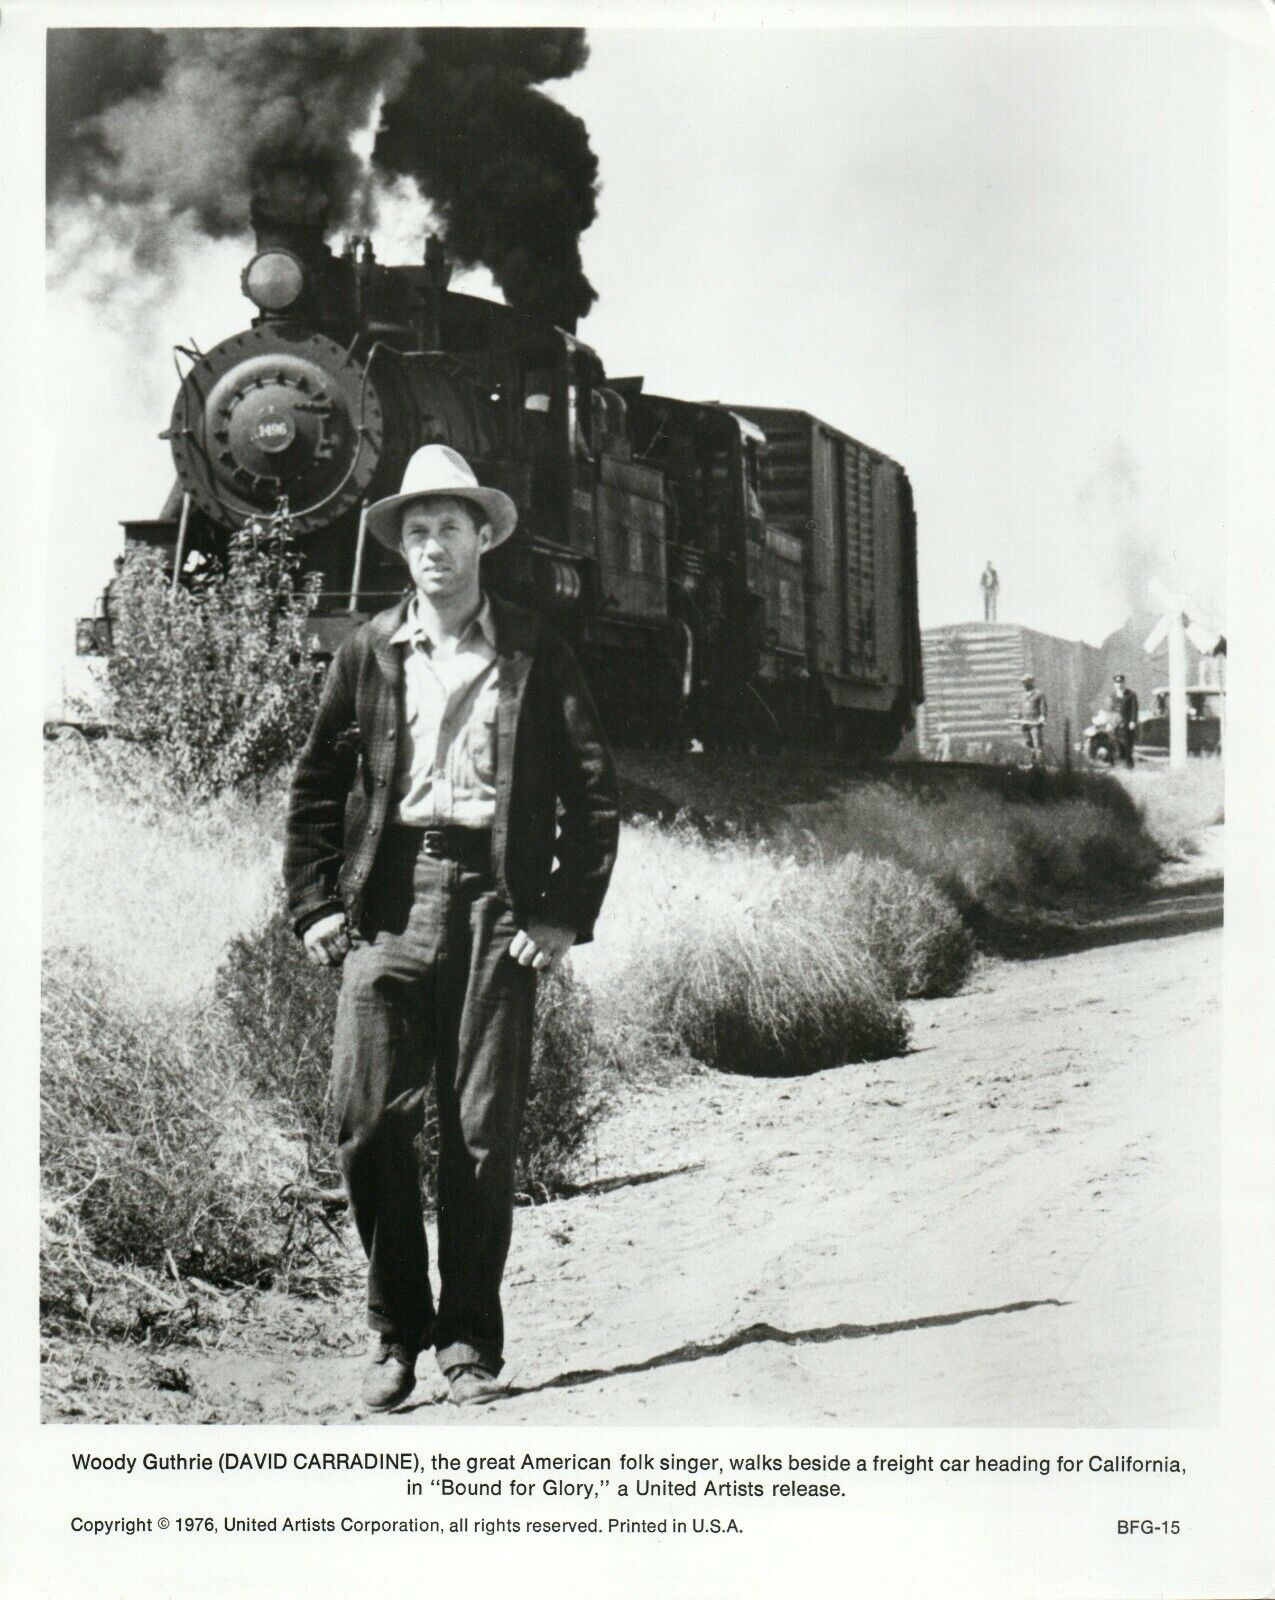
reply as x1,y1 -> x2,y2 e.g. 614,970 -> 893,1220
98,555 -> 126,650
1109,673 -> 1139,768
284,444 -> 619,1413
1018,673 -> 1046,764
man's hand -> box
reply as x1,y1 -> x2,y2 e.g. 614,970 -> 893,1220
508,921 -> 576,972
303,911 -> 352,968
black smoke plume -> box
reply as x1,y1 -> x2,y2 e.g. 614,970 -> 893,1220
46,29 -> 168,198
46,27 -> 598,326
373,30 -> 597,325
48,30 -> 409,238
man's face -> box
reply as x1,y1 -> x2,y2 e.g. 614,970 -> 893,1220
400,495 -> 492,601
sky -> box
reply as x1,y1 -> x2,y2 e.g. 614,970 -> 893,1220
43,11 -> 1240,704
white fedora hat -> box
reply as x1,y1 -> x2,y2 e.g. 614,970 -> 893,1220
364,444 -> 518,553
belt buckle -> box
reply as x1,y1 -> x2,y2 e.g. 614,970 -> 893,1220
421,826 -> 447,859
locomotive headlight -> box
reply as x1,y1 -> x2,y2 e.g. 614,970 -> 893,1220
241,250 -> 306,312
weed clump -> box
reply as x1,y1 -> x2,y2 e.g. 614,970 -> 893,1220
580,824 -> 919,1077
784,775 -> 1161,928
40,948 -> 316,1331
826,853 -> 974,1000
107,538 -> 321,799
518,961 -> 601,1201
216,911 -> 341,1167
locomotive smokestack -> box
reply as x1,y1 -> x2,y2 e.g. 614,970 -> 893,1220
423,233 -> 452,291
421,233 -> 452,349
374,29 -> 599,327
249,167 -> 332,256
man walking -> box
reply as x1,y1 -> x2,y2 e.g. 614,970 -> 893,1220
284,445 -> 619,1413
1018,672 -> 1047,765
1109,672 -> 1139,769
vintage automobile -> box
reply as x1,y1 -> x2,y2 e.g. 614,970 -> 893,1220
1135,685 -> 1225,757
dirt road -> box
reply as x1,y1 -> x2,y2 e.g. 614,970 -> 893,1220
87,866 -> 1219,1429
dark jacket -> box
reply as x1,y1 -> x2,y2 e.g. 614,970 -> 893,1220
284,592 -> 619,944
1109,686 -> 1139,727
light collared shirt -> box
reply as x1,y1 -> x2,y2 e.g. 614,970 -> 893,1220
389,593 -> 500,827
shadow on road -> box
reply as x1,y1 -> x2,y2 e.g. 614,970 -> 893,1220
968,876 -> 1222,960
500,1297 -> 1068,1399
552,1164 -> 706,1199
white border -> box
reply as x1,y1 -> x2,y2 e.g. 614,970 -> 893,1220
4,4 -> 1273,1596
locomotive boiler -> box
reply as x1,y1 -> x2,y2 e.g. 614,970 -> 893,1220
119,189 -> 922,751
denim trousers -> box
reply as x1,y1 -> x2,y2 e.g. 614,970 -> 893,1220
331,833 -> 536,1376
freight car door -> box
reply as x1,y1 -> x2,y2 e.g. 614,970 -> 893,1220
845,444 -> 878,676
808,425 -> 842,678
872,461 -> 903,689
594,455 -> 669,622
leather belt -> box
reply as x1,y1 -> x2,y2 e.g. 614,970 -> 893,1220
387,822 -> 493,870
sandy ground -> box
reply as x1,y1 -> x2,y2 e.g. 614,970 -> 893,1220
48,836 -> 1221,1428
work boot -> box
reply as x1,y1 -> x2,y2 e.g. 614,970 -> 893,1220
445,1363 -> 504,1407
361,1335 -> 417,1413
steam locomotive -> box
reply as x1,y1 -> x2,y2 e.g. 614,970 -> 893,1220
113,190 -> 923,751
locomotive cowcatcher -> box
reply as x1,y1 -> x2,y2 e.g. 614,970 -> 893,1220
111,178 -> 922,752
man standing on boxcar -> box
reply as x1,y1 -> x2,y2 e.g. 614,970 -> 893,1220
284,444 -> 619,1413
1108,672 -> 1139,768
1018,673 -> 1047,765
980,560 -> 1000,622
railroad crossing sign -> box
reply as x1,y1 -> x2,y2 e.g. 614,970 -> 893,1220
1144,578 -> 1223,769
